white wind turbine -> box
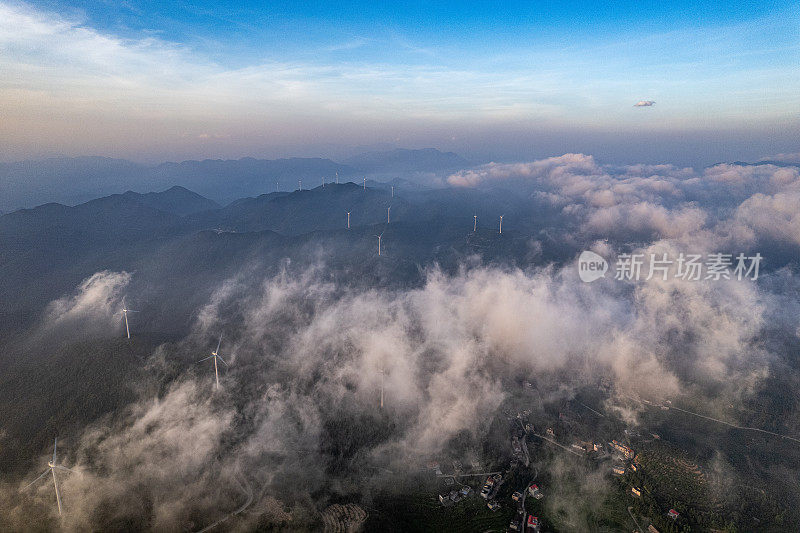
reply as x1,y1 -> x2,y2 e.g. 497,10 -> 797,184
120,298 -> 139,339
22,438 -> 75,516
499,215 -> 504,234
379,367 -> 385,409
347,211 -> 351,229
298,179 -> 302,191
387,206 -> 391,224
363,177 -> 366,190
336,171 -> 339,184
198,334 -> 227,390
473,214 -> 477,232
391,185 -> 394,197
376,232 -> 384,256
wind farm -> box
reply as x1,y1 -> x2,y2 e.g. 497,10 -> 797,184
1,0 -> 799,530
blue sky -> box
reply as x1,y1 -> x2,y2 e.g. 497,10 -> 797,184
1,0 -> 798,164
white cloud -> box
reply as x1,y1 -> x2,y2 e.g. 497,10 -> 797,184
633,100 -> 655,107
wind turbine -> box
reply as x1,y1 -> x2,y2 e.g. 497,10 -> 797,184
363,177 -> 366,190
197,334 -> 227,390
298,179 -> 302,191
391,185 -> 394,198
336,171 -> 339,184
22,438 -> 75,516
376,232 -> 384,256
322,176 -> 325,188
387,206 -> 391,224
379,368 -> 385,409
120,298 -> 138,339
473,215 -> 477,232
347,211 -> 351,229
499,215 -> 504,234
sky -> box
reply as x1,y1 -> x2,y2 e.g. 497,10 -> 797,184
0,0 -> 798,165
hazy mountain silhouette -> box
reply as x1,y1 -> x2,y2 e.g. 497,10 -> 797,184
343,148 -> 470,174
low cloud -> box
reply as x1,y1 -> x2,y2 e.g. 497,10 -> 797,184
6,253 -> 780,528
38,271 -> 131,341
634,100 -> 655,107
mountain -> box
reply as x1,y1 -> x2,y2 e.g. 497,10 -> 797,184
0,156 -> 355,211
0,150 -> 474,212
121,186 -> 220,215
194,182 -> 413,235
0,156 -> 147,211
150,157 -> 353,205
343,148 -> 470,174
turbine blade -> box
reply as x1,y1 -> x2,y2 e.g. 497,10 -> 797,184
216,334 -> 222,354
21,469 -> 50,491
196,356 -> 214,363
53,469 -> 62,516
54,465 -> 76,474
217,356 -> 228,366
53,438 -> 57,464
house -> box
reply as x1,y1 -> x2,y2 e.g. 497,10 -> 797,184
667,509 -> 679,520
611,440 -> 635,459
527,515 -> 540,531
487,501 -> 501,512
459,486 -> 471,497
631,487 -> 642,497
512,491 -> 523,501
527,484 -> 540,497
648,525 -> 660,533
612,465 -> 625,475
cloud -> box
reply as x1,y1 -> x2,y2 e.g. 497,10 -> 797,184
730,191 -> 800,247
634,100 -> 655,106
37,271 -> 131,341
6,247 -> 780,529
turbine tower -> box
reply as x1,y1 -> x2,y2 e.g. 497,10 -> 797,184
387,206 -> 391,224
473,215 -> 477,232
298,179 -> 302,191
120,298 -> 138,339
22,438 -> 75,516
376,232 -> 383,256
499,215 -> 504,234
322,176 -> 325,188
347,211 -> 351,229
197,334 -> 227,390
391,185 -> 394,197
336,171 -> 339,184
379,368 -> 385,409
363,177 -> 366,190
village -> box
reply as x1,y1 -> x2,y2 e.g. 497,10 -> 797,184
424,391 -> 693,533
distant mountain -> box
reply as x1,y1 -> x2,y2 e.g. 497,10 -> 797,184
0,156 -> 147,211
121,186 -> 220,215
343,148 -> 470,174
0,150 -> 474,211
193,182 -> 412,235
0,156 -> 354,211
730,160 -> 800,168
150,157 -> 353,205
